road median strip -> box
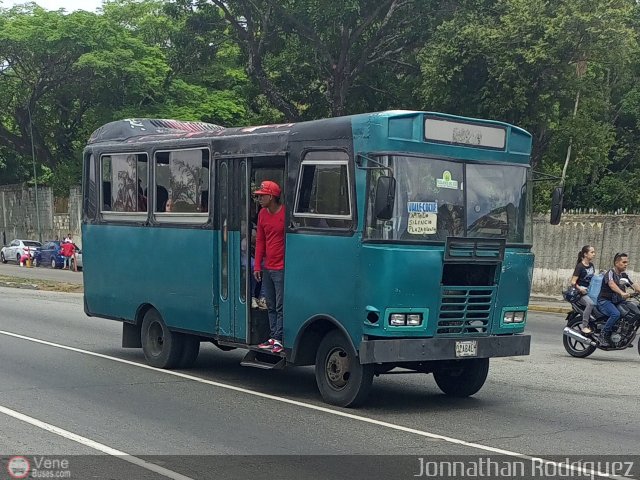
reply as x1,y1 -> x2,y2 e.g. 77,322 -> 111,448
0,275 -> 83,293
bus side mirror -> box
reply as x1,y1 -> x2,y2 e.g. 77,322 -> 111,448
375,176 -> 396,220
550,186 -> 563,225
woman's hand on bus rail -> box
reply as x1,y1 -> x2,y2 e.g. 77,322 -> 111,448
254,271 -> 262,282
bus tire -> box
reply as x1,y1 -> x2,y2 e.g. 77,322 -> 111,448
177,335 -> 200,369
141,309 -> 184,369
315,330 -> 374,408
433,358 -> 489,398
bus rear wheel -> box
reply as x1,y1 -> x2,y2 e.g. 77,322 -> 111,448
141,309 -> 184,368
433,358 -> 489,397
315,330 -> 373,407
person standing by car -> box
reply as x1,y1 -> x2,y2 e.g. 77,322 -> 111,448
253,180 -> 286,354
60,240 -> 75,270
570,245 -> 596,334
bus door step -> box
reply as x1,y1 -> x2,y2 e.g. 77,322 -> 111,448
240,350 -> 286,370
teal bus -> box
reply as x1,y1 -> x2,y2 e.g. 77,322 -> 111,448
82,111 -> 535,407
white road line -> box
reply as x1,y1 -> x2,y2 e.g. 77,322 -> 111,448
0,329 -> 632,480
0,405 -> 194,480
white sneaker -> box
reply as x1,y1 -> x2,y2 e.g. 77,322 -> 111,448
251,297 -> 259,309
257,298 -> 268,310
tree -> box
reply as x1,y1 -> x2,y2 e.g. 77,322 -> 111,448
102,0 -> 255,126
0,5 -> 169,192
417,0 -> 638,211
209,0 -> 439,120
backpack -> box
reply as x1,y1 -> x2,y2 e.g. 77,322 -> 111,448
587,272 -> 604,303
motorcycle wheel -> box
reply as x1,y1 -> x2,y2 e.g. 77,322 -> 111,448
563,316 -> 597,358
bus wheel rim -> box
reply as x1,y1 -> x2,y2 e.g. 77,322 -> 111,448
325,347 -> 350,390
148,321 -> 165,356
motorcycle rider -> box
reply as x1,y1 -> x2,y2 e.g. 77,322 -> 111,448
570,245 -> 596,334
597,252 -> 636,346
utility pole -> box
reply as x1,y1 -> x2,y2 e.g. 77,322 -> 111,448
27,104 -> 42,243
560,60 -> 587,188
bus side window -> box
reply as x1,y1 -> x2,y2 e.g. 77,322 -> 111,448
101,153 -> 148,213
293,150 -> 352,229
153,149 -> 209,215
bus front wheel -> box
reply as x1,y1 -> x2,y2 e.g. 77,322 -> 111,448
315,330 -> 374,408
141,309 -> 184,369
433,358 -> 489,397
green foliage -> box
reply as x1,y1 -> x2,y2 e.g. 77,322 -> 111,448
1,0 -> 640,215
418,0 -> 640,212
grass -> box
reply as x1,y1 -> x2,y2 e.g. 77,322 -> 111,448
0,275 -> 84,293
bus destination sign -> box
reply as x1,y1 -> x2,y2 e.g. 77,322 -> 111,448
424,118 -> 506,149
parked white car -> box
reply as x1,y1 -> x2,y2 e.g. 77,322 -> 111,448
70,249 -> 83,271
1,239 -> 42,264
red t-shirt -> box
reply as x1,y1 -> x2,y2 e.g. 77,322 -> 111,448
61,242 -> 75,257
254,205 -> 285,271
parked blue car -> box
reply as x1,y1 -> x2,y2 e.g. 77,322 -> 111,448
34,241 -> 65,269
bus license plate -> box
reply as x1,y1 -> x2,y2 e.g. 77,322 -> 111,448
455,340 -> 478,357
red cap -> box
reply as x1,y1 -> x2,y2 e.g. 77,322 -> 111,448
254,180 -> 281,197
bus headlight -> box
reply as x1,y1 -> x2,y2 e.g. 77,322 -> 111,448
503,311 -> 526,324
389,313 -> 423,326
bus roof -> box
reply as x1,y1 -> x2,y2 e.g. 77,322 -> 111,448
87,111 -> 531,147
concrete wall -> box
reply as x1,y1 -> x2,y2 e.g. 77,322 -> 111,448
0,184 -> 81,247
532,214 -> 640,295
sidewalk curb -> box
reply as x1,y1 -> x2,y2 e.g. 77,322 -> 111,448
528,305 -> 569,314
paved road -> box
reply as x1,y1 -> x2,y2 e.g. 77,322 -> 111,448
0,262 -> 83,284
0,287 -> 638,479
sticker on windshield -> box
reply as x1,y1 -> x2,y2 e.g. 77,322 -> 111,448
436,170 -> 458,189
407,201 -> 438,213
408,212 -> 437,235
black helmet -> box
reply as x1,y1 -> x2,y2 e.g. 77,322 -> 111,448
563,286 -> 581,303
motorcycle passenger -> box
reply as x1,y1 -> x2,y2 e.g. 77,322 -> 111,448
570,245 -> 596,334
597,252 -> 635,346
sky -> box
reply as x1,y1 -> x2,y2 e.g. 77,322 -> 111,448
0,0 -> 102,12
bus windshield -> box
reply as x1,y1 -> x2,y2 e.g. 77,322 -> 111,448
365,155 -> 531,243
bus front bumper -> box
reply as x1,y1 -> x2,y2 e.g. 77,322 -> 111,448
358,334 -> 530,364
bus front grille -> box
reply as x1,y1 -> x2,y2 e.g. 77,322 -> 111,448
437,287 -> 495,336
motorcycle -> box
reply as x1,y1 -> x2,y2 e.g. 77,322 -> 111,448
562,280 -> 640,358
